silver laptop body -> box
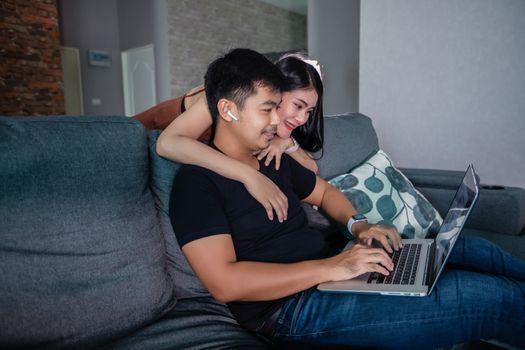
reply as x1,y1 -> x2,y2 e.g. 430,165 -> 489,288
317,164 -> 480,297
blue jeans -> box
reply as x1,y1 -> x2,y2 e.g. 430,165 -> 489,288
272,236 -> 525,349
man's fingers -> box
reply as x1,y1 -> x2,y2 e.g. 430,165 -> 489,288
370,263 -> 391,276
387,233 -> 401,251
389,229 -> 403,250
364,226 -> 403,252
382,226 -> 402,249
378,235 -> 393,253
365,249 -> 393,270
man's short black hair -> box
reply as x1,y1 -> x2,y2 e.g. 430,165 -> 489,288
204,48 -> 285,123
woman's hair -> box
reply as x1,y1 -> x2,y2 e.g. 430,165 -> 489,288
275,53 -> 324,154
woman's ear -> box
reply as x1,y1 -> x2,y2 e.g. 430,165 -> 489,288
217,99 -> 238,122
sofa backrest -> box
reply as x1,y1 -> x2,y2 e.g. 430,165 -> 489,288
317,113 -> 380,179
0,116 -> 176,348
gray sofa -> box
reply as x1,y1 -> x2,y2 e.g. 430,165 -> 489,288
1,113 -> 523,349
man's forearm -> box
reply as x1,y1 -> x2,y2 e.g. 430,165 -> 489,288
211,242 -> 393,303
315,180 -> 403,251
183,234 -> 336,303
182,230 -> 395,304
214,259 -> 331,303
318,184 -> 358,227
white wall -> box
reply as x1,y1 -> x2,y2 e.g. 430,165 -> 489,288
360,0 -> 525,188
308,0 -> 360,114
152,0 -> 171,103
117,0 -> 154,51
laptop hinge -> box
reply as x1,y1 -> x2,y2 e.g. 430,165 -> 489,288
424,242 -> 436,286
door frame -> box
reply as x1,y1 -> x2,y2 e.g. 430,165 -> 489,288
60,46 -> 84,115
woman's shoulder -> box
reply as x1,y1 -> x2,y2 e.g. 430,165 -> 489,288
132,96 -> 185,130
184,85 -> 205,109
185,84 -> 205,96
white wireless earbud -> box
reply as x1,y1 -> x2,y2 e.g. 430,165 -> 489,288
227,110 -> 238,121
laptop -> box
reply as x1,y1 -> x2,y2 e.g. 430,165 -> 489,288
317,164 -> 480,296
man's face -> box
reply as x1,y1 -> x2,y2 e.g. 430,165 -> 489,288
232,86 -> 281,152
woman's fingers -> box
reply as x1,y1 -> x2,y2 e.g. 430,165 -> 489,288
257,148 -> 269,160
262,202 -> 274,221
259,138 -> 289,169
264,152 -> 275,167
259,188 -> 288,222
243,173 -> 289,222
267,188 -> 288,222
273,153 -> 282,170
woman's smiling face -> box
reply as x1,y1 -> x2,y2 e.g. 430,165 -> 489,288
276,87 -> 318,139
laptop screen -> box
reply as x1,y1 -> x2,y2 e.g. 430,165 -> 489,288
431,165 -> 479,284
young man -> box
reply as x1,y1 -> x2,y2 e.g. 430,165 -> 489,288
170,48 -> 525,349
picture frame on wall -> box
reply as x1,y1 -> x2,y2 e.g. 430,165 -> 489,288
88,50 -> 111,67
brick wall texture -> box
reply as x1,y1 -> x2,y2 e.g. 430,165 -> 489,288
0,0 -> 64,116
167,0 -> 306,97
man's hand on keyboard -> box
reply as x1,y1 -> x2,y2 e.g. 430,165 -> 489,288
327,243 -> 395,280
352,223 -> 403,253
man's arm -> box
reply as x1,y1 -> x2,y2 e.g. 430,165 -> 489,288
182,233 -> 393,303
303,177 -> 403,252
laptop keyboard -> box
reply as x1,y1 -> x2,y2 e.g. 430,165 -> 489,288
367,243 -> 422,285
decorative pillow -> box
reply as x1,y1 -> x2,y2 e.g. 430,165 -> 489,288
329,150 -> 442,238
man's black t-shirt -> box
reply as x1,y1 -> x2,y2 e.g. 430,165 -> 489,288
170,154 -> 330,330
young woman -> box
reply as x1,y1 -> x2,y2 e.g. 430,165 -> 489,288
147,54 -> 324,223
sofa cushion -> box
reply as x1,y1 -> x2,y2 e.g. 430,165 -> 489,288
329,150 -> 442,238
148,130 -> 211,300
102,297 -> 270,350
0,116 -> 176,348
317,113 -> 379,180
148,130 -> 181,214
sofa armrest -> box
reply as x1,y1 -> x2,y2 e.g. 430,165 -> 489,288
401,168 -> 525,236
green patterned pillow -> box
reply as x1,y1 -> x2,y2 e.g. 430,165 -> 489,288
329,150 -> 442,238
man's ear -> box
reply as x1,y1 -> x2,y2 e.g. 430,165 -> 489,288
217,99 -> 238,122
